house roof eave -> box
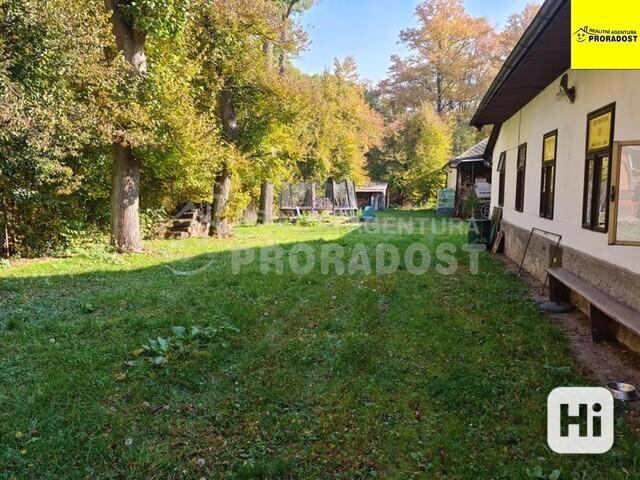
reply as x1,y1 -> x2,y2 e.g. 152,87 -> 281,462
470,0 -> 570,128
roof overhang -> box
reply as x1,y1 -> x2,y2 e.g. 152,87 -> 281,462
471,0 -> 570,128
448,157 -> 482,168
455,159 -> 493,170
457,158 -> 485,164
356,185 -> 388,194
483,123 -> 502,165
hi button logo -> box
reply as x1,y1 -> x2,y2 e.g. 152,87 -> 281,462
547,387 -> 614,454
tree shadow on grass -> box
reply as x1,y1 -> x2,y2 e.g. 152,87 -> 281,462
3,223 -> 472,478
2,218 -> 635,479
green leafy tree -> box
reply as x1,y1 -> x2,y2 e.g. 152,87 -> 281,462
257,0 -> 314,225
140,33 -> 223,210
369,104 -> 450,205
406,105 -> 451,203
104,0 -> 189,252
0,0 -> 383,256
190,0 -> 281,236
301,60 -> 383,184
0,0 -> 123,255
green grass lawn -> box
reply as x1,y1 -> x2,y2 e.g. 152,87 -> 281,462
1,210 -> 639,479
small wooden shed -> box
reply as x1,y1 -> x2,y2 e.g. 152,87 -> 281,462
356,183 -> 389,211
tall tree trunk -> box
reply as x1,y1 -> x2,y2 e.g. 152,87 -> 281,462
258,40 -> 276,225
263,40 -> 274,70
210,86 -> 237,238
258,181 -> 274,224
277,13 -> 288,76
258,40 -> 274,225
105,0 -> 146,252
211,163 -> 233,238
278,26 -> 287,76
278,0 -> 299,76
111,144 -> 141,251
436,71 -> 444,114
263,2 -> 299,223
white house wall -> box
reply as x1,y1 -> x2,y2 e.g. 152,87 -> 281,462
491,69 -> 640,275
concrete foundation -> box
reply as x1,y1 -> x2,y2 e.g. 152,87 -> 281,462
503,220 -> 562,282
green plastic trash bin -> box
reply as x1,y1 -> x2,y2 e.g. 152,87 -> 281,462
468,218 -> 491,245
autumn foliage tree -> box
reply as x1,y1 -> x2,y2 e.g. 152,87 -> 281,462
305,59 -> 383,183
500,2 -> 542,58
369,0 -> 540,205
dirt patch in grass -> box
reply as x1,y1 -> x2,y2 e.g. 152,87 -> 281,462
497,253 -> 640,432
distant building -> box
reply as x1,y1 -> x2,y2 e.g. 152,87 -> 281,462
356,183 -> 389,211
446,139 -> 491,217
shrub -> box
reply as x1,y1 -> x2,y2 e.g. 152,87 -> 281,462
140,208 -> 169,240
297,212 -> 319,227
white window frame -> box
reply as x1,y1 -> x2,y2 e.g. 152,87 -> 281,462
609,141 -> 640,246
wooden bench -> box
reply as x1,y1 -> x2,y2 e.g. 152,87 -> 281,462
546,267 -> 640,343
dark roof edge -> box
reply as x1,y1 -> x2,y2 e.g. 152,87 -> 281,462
451,138 -> 489,163
451,158 -> 485,164
484,123 -> 502,164
470,0 -> 568,128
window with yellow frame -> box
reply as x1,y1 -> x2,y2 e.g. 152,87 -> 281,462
583,104 -> 615,232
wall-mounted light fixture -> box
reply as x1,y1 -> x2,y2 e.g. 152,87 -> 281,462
556,73 -> 576,104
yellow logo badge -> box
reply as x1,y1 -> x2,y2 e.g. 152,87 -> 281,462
572,0 -> 640,69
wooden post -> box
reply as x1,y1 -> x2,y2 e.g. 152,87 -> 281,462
356,181 -> 361,215
549,276 -> 571,304
591,305 -> 617,343
454,165 -> 461,217
311,182 -> 316,214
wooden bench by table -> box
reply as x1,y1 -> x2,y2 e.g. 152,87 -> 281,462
546,267 -> 640,343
